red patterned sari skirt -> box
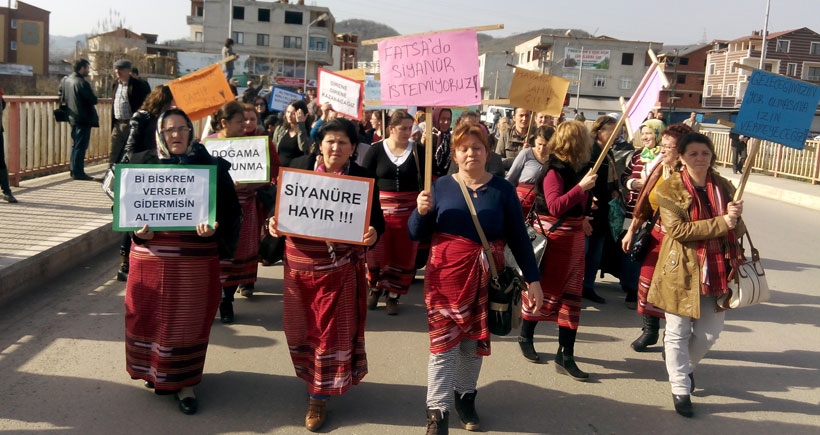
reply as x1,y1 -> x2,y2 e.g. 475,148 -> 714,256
515,183 -> 537,217
366,191 -> 419,295
637,226 -> 666,318
283,237 -> 368,396
125,232 -> 221,392
521,216 -> 585,330
220,191 -> 260,286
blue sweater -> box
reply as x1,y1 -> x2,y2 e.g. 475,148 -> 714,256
408,174 -> 541,283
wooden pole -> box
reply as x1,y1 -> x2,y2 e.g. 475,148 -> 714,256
734,138 -> 760,201
424,107 -> 434,190
619,96 -> 633,141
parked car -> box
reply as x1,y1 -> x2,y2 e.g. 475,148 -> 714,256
480,106 -> 514,127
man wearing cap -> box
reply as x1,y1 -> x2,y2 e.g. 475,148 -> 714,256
110,59 -> 150,166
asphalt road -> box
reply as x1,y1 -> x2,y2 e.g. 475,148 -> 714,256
0,193 -> 818,434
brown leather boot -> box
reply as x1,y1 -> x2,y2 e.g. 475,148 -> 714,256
426,408 -> 449,435
305,397 -> 327,432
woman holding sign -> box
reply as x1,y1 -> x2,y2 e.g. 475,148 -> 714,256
518,120 -> 597,380
268,117 -> 384,432
125,108 -> 240,415
646,133 -> 744,417
363,110 -> 423,315
207,101 -> 279,321
409,123 -> 544,433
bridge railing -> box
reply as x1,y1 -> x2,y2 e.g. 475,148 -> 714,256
705,131 -> 820,184
2,96 -> 207,186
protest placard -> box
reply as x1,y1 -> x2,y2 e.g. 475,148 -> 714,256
275,168 -> 374,245
624,66 -> 667,137
268,86 -> 304,112
733,69 -> 820,150
508,68 -> 570,116
113,164 -> 216,231
377,29 -> 480,106
168,64 -> 234,121
335,68 -> 366,82
317,68 -> 364,120
203,136 -> 270,183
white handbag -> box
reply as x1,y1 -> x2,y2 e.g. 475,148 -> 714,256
716,232 -> 770,310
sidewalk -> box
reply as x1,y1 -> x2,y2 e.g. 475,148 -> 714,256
0,163 -> 117,304
0,163 -> 817,305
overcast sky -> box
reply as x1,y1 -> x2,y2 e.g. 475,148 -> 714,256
31,0 -> 818,45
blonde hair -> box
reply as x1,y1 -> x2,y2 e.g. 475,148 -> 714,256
548,120 -> 591,171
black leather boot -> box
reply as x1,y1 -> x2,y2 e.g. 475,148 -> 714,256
582,286 -> 606,303
425,408 -> 449,435
672,394 -> 693,417
555,346 -> 589,382
117,254 -> 129,282
454,391 -> 480,431
631,314 -> 660,352
219,301 -> 234,323
518,319 -> 539,362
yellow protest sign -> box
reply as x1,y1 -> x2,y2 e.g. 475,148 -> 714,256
335,68 -> 366,82
168,64 -> 234,121
508,68 -> 570,116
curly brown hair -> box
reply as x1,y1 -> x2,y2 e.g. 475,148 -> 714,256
139,85 -> 174,116
548,120 -> 591,171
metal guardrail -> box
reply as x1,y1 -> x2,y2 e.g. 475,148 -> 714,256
705,131 -> 820,184
2,97 -> 207,186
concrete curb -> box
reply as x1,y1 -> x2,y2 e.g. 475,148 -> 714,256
743,180 -> 820,212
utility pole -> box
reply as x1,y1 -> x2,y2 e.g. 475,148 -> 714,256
228,0 -> 233,37
575,46 -> 583,111
493,70 -> 499,99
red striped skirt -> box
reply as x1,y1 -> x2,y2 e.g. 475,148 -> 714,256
125,232 -> 221,392
424,233 -> 504,356
220,191 -> 260,286
366,191 -> 419,295
521,216 -> 585,329
283,238 -> 368,396
637,226 -> 666,318
515,183 -> 537,217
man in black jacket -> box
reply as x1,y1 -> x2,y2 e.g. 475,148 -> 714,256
59,58 -> 99,180
110,59 -> 151,166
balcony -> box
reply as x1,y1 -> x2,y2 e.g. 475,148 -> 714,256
186,15 -> 203,26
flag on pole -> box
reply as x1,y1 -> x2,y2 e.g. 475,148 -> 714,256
625,65 -> 666,137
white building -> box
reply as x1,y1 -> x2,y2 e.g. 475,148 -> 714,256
479,52 -> 515,100
513,34 -> 662,116
185,0 -> 334,87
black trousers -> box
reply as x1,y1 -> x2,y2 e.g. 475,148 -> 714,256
732,144 -> 748,173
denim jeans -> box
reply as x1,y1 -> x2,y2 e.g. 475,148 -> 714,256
583,233 -> 606,290
70,125 -> 91,176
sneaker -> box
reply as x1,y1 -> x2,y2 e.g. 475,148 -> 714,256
367,288 -> 383,310
386,295 -> 399,315
2,193 -> 17,203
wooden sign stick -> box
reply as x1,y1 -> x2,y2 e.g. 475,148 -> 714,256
424,107 -> 434,191
733,138 -> 760,201
619,96 -> 634,141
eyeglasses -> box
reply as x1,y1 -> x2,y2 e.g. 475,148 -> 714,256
161,127 -> 191,136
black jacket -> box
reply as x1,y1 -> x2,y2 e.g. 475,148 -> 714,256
111,77 -> 151,127
59,72 -> 99,127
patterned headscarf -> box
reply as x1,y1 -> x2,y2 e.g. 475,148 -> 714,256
156,108 -> 197,163
638,118 -> 665,161
432,107 -> 452,171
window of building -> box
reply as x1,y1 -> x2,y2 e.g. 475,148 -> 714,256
677,75 -> 686,84
195,32 -> 203,42
10,19 -> 16,29
811,42 -> 820,55
775,39 -> 790,53
257,34 -> 270,46
309,36 -> 327,52
232,31 -> 244,45
593,75 -> 606,88
195,6 -> 203,16
708,63 -> 716,75
730,63 -> 737,73
284,36 -> 302,49
726,84 -> 735,96
10,41 -> 16,51
276,59 -> 306,78
233,6 -> 245,20
285,11 -> 303,25
786,63 -> 798,77
679,57 -> 689,66
258,8 -> 270,22
621,53 -> 634,65
705,85 -> 712,97
807,66 -> 820,82
619,76 -> 631,90
763,62 -> 774,72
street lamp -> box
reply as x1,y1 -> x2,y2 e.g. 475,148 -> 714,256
304,12 -> 328,93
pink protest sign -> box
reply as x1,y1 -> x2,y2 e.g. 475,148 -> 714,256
378,29 -> 480,106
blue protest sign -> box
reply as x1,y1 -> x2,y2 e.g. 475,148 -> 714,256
268,86 -> 304,112
733,70 -> 820,150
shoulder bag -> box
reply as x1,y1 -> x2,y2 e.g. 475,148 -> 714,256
716,232 -> 770,310
626,209 -> 660,263
456,174 -> 525,336
53,78 -> 69,123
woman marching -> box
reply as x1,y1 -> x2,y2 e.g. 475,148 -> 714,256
268,118 -> 384,432
506,125 -> 554,216
273,99 -> 313,168
517,120 -> 597,381
409,123 -> 544,434
125,108 -> 240,414
621,124 -> 692,351
363,110 -> 423,315
647,132 -> 744,417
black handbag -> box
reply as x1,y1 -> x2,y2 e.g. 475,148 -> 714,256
53,105 -> 69,123
456,174 -> 525,336
626,210 -> 660,263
